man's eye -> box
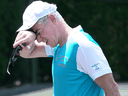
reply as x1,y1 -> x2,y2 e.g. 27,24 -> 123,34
37,33 -> 40,35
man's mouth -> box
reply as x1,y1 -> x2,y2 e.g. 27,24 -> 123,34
46,40 -> 48,44
42,39 -> 48,44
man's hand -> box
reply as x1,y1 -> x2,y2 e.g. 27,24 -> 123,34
13,31 -> 36,50
13,31 -> 36,57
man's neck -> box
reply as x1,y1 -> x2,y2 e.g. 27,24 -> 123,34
58,23 -> 73,48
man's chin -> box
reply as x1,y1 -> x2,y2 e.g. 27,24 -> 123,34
50,44 -> 58,48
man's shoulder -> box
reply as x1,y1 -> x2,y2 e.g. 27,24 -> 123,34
72,31 -> 100,48
72,31 -> 92,47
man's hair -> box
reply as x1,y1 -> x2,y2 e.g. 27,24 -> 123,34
38,15 -> 48,25
37,11 -> 63,25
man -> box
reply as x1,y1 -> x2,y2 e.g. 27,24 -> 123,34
13,1 -> 120,96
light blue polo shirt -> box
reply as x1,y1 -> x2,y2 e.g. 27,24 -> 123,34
45,25 -> 112,96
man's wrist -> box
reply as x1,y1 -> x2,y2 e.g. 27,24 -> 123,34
27,28 -> 37,39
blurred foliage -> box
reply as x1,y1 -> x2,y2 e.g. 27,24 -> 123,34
0,0 -> 128,87
0,0 -> 22,85
0,0 -> 29,86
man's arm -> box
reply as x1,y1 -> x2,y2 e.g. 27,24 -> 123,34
13,31 -> 48,58
19,40 -> 48,58
94,73 -> 120,96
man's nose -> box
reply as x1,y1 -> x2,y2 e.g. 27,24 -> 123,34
42,38 -> 47,43
37,35 -> 42,43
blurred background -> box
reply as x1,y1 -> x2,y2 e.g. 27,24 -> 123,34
0,0 -> 128,95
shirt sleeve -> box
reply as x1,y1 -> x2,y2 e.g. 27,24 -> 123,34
77,41 -> 112,80
45,45 -> 54,57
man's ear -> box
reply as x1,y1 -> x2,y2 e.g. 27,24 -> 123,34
48,14 -> 56,23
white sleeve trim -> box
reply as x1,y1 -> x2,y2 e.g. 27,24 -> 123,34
91,68 -> 112,80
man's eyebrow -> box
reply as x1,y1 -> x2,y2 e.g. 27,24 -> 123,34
35,28 -> 41,32
35,30 -> 38,32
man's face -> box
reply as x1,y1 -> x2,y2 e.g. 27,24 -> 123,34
32,15 -> 59,47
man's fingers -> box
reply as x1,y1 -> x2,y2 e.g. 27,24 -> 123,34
14,33 -> 26,44
22,43 -> 27,46
13,31 -> 35,49
13,37 -> 27,48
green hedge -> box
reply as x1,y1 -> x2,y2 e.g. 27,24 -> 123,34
0,0 -> 28,86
